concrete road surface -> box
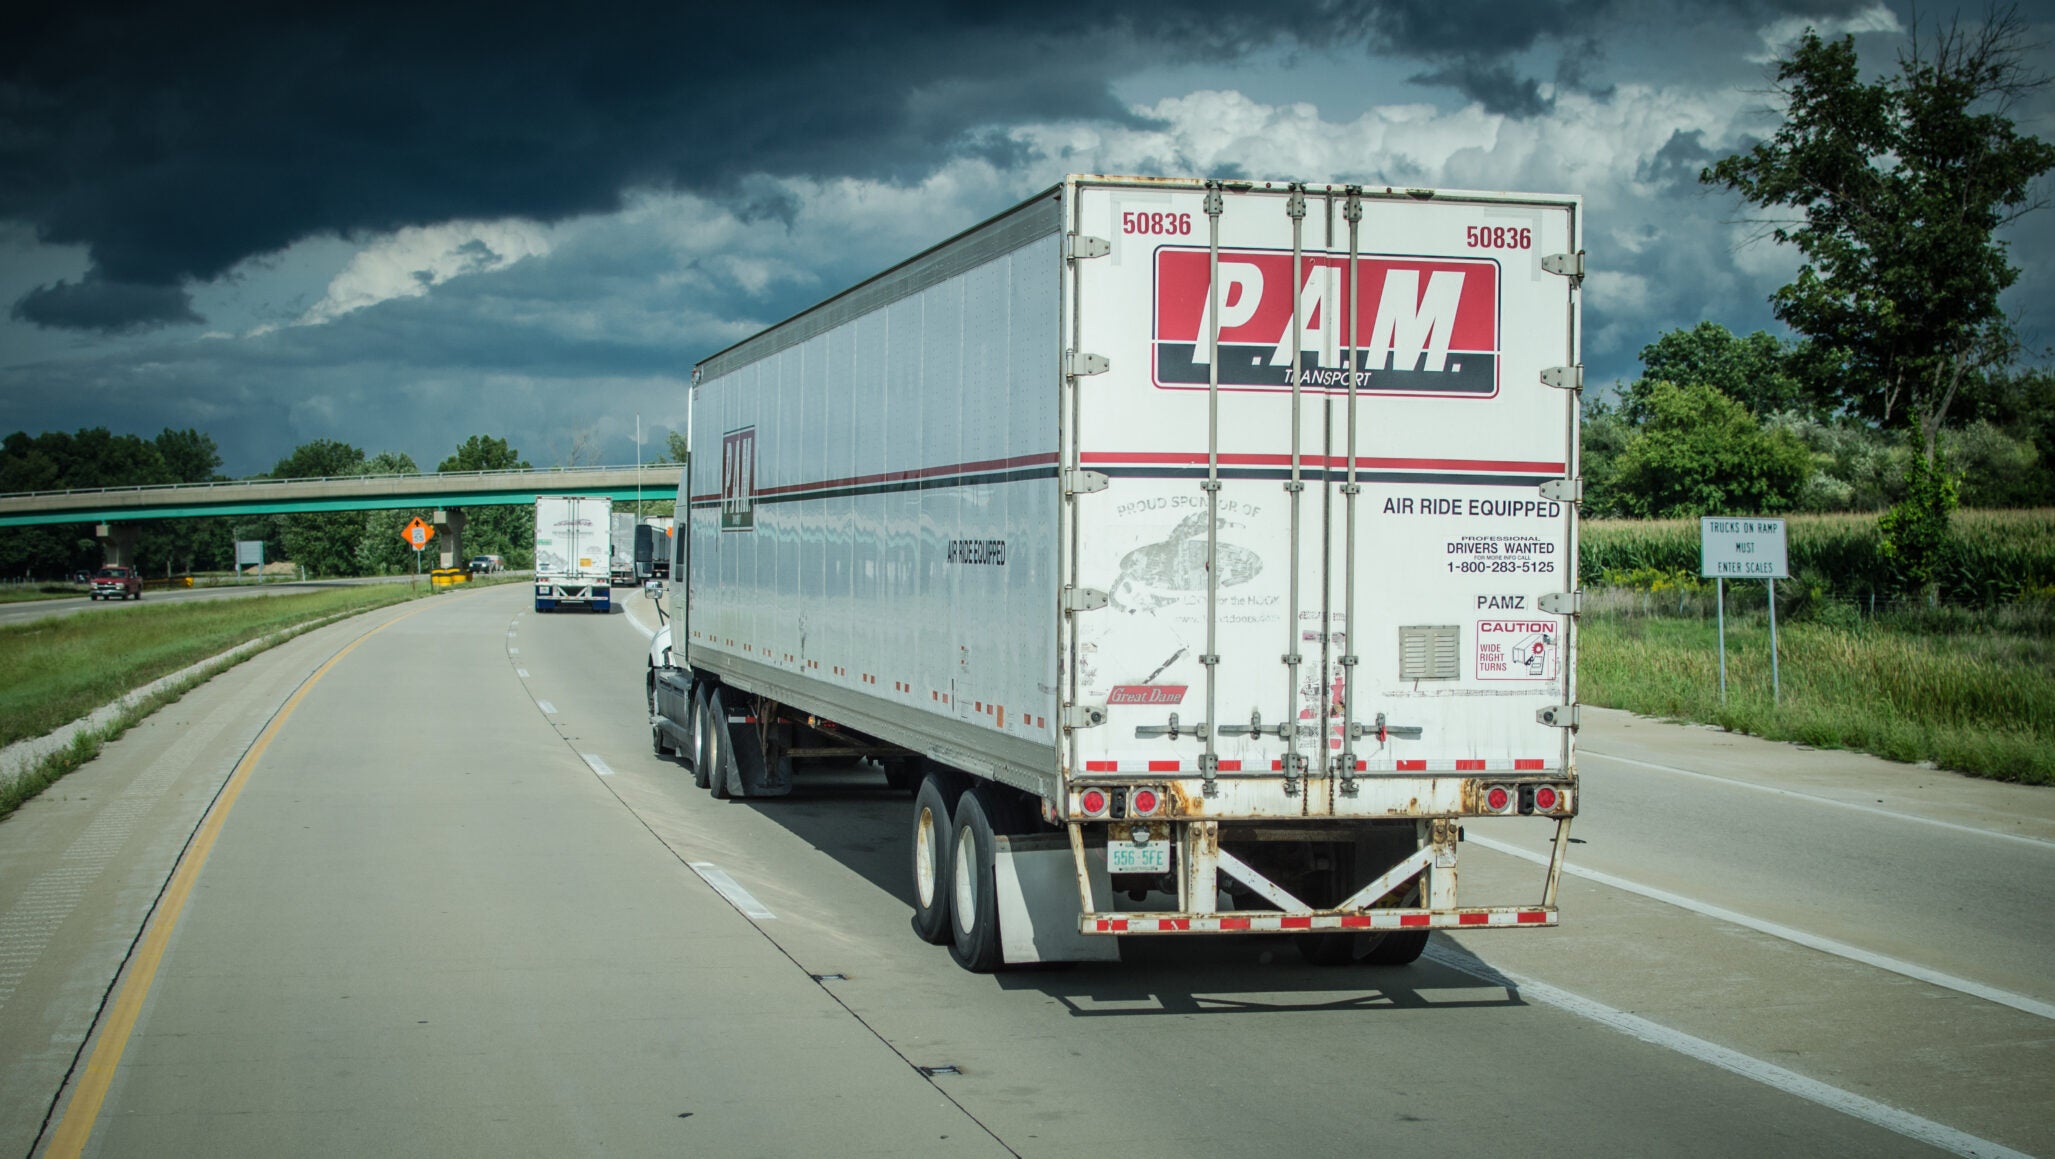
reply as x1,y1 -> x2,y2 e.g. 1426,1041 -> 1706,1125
0,584 -> 2048,1157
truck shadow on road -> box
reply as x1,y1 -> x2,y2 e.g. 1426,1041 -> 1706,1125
732,769 -> 1529,1017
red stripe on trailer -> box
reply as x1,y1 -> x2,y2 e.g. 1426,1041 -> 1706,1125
1397,759 -> 1427,771
1340,915 -> 1372,929
1515,758 -> 1544,770
1517,910 -> 1548,924
1455,759 -> 1485,770
1221,916 -> 1250,931
1079,451 -> 1567,474
1217,759 -> 1242,771
1108,919 -> 1128,932
1166,918 -> 1190,931
1271,759 -> 1284,771
1085,761 -> 1116,772
1148,760 -> 1180,772
1400,914 -> 1431,928
1280,916 -> 1312,930
1459,912 -> 1490,926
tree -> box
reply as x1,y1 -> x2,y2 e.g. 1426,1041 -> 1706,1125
438,434 -> 529,474
438,435 -> 534,568
1703,12 -> 2055,462
1628,323 -> 1817,419
270,439 -> 367,576
1612,381 -> 1814,518
271,438 -> 365,480
154,428 -> 223,483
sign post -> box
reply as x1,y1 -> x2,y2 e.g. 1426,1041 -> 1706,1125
401,517 -> 434,581
1700,517 -> 1790,703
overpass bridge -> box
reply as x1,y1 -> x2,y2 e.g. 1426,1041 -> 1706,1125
0,465 -> 684,568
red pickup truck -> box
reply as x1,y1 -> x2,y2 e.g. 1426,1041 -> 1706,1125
90,566 -> 142,601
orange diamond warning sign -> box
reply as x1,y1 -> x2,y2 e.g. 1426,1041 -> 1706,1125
401,517 -> 433,550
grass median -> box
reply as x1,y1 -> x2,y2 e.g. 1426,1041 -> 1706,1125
0,583 -> 445,749
1580,599 -> 2055,786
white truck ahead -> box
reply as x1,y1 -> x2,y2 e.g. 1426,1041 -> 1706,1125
534,495 -> 613,612
648,175 -> 1584,972
610,511 -> 637,586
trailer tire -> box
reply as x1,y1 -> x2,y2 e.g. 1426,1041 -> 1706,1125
909,777 -> 956,945
1296,933 -> 1358,967
690,687 -> 716,791
705,687 -> 734,799
1358,930 -> 1429,966
947,788 -> 1005,972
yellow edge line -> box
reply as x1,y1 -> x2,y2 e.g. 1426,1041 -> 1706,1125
45,599 -> 438,1158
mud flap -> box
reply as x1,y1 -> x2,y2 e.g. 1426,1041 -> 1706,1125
995,834 -> 1120,965
721,715 -> 792,798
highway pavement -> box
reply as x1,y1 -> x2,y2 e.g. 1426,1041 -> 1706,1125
0,583 -> 2048,1157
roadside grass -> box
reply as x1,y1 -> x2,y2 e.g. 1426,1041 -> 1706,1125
1580,602 -> 2055,786
0,584 -> 83,604
0,583 -> 436,750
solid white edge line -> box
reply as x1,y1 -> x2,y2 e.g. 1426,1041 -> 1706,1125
687,862 -> 777,920
623,602 -> 657,641
536,699 -> 557,715
1465,833 -> 2055,1022
580,752 -> 615,777
1420,944 -> 2032,1159
1580,748 -> 2055,851
517,668 -> 530,678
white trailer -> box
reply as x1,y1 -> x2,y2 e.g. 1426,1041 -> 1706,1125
610,511 -> 637,586
648,175 -> 1583,971
534,494 -> 613,612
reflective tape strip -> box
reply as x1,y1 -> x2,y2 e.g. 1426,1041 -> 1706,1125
1089,909 -> 1552,933
1075,758 -> 1561,773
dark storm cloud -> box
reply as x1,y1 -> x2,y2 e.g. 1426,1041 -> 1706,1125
11,274 -> 204,332
0,0 -> 1901,332
0,0 -> 1381,331
1637,128 -> 1721,194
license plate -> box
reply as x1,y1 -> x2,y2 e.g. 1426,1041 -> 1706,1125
1107,829 -> 1170,875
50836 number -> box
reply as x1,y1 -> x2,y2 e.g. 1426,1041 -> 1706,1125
1465,225 -> 1532,249
1123,211 -> 1192,236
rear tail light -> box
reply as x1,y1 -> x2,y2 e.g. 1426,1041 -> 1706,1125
1533,785 -> 1560,812
1127,788 -> 1160,817
1483,784 -> 1515,814
1079,788 -> 1110,817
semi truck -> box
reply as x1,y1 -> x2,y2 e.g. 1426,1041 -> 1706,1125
534,495 -> 613,612
648,174 -> 1584,972
634,517 -> 675,580
610,512 -> 637,586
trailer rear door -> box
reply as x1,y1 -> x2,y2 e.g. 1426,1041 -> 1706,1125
1062,178 -> 1581,807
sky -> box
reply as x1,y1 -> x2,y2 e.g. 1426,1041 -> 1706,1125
2,0 -> 2052,477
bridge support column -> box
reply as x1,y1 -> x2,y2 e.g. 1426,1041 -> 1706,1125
435,508 -> 465,569
94,522 -> 141,567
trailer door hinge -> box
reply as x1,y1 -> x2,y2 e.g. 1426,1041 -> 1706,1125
1540,365 -> 1583,391
1063,468 -> 1110,496
1537,704 -> 1580,729
1539,477 -> 1582,503
1063,705 -> 1108,730
1542,251 -> 1586,281
1062,586 -> 1108,612
1537,590 -> 1582,616
1066,233 -> 1110,260
1066,351 -> 1109,377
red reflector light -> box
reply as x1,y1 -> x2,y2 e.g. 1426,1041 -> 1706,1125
1080,789 -> 1108,816
1130,788 -> 1159,816
1485,786 -> 1511,812
1534,786 -> 1559,812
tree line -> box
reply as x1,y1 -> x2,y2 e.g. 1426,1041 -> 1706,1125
0,432 -> 568,580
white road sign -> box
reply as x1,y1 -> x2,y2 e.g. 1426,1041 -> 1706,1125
1700,517 -> 1789,579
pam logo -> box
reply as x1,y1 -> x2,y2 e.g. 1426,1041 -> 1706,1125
1153,248 -> 1500,396
721,427 -> 756,532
